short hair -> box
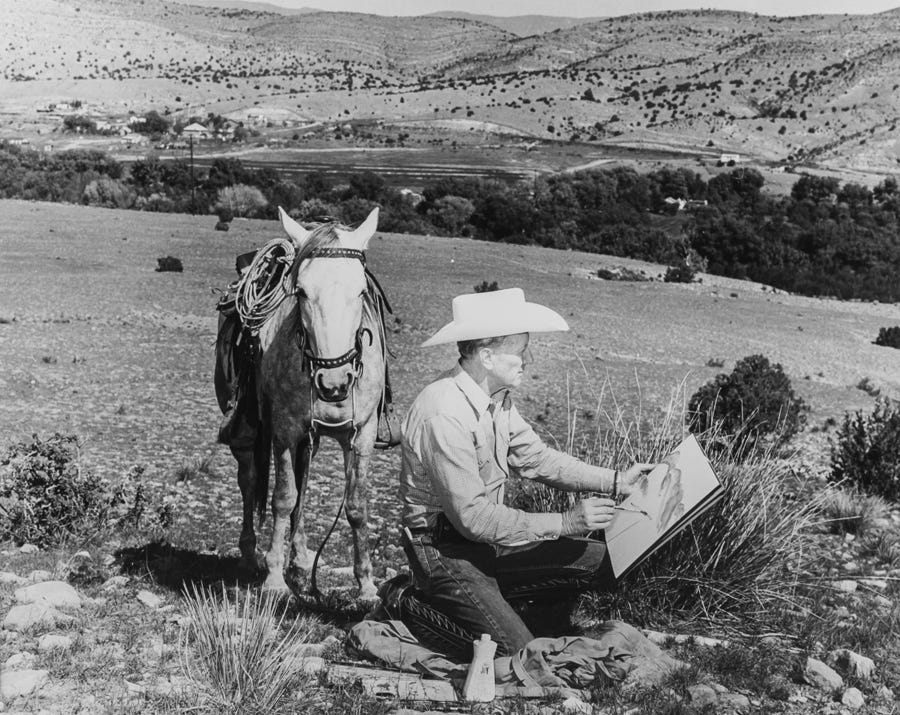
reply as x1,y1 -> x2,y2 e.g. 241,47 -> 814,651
457,335 -> 508,360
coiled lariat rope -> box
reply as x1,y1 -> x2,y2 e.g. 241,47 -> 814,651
234,237 -> 296,333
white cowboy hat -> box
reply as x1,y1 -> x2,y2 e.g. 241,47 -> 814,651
421,288 -> 569,347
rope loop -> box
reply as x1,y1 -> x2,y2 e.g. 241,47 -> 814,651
234,238 -> 296,333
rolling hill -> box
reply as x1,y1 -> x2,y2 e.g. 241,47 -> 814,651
2,0 -> 900,171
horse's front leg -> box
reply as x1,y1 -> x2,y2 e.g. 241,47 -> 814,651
288,433 -> 318,579
343,423 -> 377,601
263,439 -> 296,592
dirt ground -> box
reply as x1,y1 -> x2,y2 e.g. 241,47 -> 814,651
1,199 -> 899,576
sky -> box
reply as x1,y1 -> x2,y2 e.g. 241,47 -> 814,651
279,0 -> 900,16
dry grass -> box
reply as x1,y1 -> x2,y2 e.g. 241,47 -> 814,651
179,584 -> 320,713
818,486 -> 891,535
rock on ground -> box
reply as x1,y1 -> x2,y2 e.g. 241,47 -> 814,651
14,581 -> 82,609
828,648 -> 875,680
0,667 -> 49,699
3,603 -> 69,632
804,657 -> 844,693
841,686 -> 865,709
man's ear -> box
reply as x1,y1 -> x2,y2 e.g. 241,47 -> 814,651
478,346 -> 494,369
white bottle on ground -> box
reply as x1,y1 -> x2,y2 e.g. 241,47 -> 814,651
462,633 -> 497,702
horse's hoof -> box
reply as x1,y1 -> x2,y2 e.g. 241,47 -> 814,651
358,581 -> 379,604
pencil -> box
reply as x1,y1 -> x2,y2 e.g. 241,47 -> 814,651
614,505 -> 650,516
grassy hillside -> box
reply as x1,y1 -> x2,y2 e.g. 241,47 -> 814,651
3,1 -> 900,170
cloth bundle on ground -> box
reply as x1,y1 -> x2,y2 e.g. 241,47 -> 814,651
347,619 -> 681,695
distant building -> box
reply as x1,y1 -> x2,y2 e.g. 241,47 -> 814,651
182,122 -> 210,140
719,153 -> 741,164
8,138 -> 30,146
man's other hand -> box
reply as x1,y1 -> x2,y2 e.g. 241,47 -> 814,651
617,463 -> 660,498
561,496 -> 616,536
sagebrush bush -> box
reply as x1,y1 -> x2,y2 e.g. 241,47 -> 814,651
0,434 -> 110,546
0,434 -> 174,547
687,354 -> 806,451
874,326 -> 900,349
831,398 -> 900,501
156,256 -> 183,272
473,280 -> 499,293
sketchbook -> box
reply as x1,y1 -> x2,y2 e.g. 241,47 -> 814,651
604,434 -> 723,579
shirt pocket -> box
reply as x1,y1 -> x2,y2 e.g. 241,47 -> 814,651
472,429 -> 492,474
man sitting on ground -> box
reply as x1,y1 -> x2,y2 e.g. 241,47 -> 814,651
385,287 -> 657,657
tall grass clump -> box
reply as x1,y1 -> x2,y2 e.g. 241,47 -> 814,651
830,397 -> 900,501
818,487 -> 890,535
517,378 -> 823,626
180,584 -> 319,713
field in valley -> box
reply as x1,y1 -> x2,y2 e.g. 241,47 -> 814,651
2,198 -> 900,712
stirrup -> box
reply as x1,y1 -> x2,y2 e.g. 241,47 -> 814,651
374,403 -> 401,450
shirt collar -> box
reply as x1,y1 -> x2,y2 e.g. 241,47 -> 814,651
451,363 -> 492,417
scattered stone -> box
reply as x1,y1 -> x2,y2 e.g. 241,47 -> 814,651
102,554 -> 117,567
37,634 -> 72,652
27,570 -> 53,583
687,684 -> 718,707
835,580 -> 858,593
804,657 -> 843,693
136,590 -> 162,609
842,561 -> 859,572
0,668 -> 49,699
301,656 -> 326,675
718,692 -> 751,710
876,685 -> 894,701
18,544 -> 39,554
384,567 -> 398,580
2,603 -> 65,632
828,649 -> 875,680
711,683 -> 729,694
874,595 -> 893,609
788,693 -> 808,703
833,606 -> 851,618
101,575 -> 129,591
15,581 -> 81,610
841,687 -> 865,709
124,679 -> 146,695
3,652 -> 36,670
0,572 -> 26,586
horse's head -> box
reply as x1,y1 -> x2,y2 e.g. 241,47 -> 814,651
279,206 -> 379,403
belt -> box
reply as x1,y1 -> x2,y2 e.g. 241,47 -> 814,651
405,514 -> 470,543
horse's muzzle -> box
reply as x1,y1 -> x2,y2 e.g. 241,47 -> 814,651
314,367 -> 356,403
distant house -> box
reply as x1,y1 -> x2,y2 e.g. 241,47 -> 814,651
8,138 -> 30,146
719,153 -> 741,164
182,123 -> 210,141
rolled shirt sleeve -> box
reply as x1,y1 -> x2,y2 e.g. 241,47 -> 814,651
506,403 -> 612,493
422,413 -> 563,545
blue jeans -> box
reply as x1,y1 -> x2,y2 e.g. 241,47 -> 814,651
403,524 -> 615,657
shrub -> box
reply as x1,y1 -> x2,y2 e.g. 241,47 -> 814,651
0,434 -> 111,546
216,206 -> 234,224
82,177 -> 134,209
215,184 -> 268,218
687,354 -> 806,451
473,280 -> 499,293
874,326 -> 900,349
156,256 -> 183,272
215,221 -> 230,232
664,260 -> 697,283
830,398 -> 900,501
0,435 -> 172,547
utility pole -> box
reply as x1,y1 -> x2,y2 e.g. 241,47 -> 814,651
189,134 -> 196,215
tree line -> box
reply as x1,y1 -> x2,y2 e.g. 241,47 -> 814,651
2,140 -> 899,302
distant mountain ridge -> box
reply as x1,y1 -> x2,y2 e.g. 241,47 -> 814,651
428,11 -> 603,36
3,0 -> 900,171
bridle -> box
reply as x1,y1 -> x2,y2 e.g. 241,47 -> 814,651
293,246 -> 371,406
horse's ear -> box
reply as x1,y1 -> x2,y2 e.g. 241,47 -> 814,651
278,206 -> 311,247
344,207 -> 379,250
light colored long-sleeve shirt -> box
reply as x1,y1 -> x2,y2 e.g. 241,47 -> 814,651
399,364 -> 610,546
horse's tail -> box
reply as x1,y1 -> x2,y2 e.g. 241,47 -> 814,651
254,416 -> 271,525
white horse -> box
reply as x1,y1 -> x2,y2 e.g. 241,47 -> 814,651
220,208 -> 387,599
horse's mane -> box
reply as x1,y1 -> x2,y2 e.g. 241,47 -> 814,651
293,221 -> 346,265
